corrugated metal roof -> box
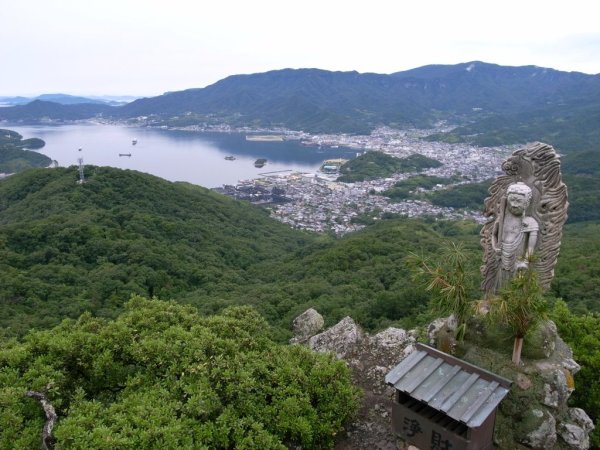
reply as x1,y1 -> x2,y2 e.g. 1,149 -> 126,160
385,343 -> 512,428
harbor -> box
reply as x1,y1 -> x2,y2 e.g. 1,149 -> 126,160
245,135 -> 284,142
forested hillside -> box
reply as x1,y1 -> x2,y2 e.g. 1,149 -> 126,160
116,63 -> 600,150
0,167 -> 312,336
0,166 -> 474,339
1,166 -> 597,338
337,152 -> 441,183
1,165 -> 599,446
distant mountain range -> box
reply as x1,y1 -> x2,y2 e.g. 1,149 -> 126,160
0,100 -> 114,121
1,62 -> 599,151
0,93 -> 138,106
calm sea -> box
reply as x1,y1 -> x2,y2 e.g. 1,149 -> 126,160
7,124 -> 356,188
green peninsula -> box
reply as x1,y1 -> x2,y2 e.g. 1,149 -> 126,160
0,128 -> 49,173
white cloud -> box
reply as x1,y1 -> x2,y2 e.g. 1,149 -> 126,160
1,0 -> 598,96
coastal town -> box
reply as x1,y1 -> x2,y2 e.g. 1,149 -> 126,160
212,126 -> 518,235
0,116 -> 517,236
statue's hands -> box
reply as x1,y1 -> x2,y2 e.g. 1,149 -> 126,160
492,245 -> 501,258
515,259 -> 529,271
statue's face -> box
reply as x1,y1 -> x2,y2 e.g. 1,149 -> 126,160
507,192 -> 527,215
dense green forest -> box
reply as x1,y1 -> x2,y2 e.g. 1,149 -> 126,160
0,166 -> 463,338
1,165 -> 598,333
1,165 -> 599,446
337,152 -> 441,183
0,297 -> 359,449
0,129 -> 50,173
426,181 -> 491,210
0,166 -> 311,337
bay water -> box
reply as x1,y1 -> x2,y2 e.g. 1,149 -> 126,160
7,123 -> 356,187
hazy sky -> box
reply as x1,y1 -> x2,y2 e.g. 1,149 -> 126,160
3,0 -> 599,97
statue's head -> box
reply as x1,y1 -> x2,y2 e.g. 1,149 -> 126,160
506,182 -> 532,216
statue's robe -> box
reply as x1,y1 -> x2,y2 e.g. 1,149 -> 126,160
495,216 -> 538,292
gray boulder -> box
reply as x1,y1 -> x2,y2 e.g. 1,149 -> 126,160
308,316 -> 363,358
523,409 -> 557,449
289,308 -> 324,344
542,368 -> 570,409
558,408 -> 595,449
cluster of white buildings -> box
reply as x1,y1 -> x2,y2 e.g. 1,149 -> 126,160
218,127 -> 517,235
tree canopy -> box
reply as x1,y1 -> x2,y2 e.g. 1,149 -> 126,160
0,166 -> 311,336
0,297 -> 359,449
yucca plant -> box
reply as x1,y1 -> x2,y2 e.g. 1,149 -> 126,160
488,255 -> 547,365
408,242 -> 474,341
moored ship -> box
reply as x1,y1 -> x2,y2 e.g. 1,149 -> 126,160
254,158 -> 267,168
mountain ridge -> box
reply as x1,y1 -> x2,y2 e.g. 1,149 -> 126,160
0,99 -> 113,121
0,93 -> 136,106
1,62 -> 599,150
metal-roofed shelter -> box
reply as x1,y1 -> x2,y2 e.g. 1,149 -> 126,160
385,343 -> 512,450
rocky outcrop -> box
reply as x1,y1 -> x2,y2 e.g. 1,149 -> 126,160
523,409 -> 558,449
559,409 -> 595,450
292,310 -> 595,450
289,308 -> 324,344
445,319 -> 594,450
301,314 -> 415,449
308,316 -> 363,358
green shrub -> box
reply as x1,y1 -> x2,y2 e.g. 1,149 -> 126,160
0,297 -> 359,449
